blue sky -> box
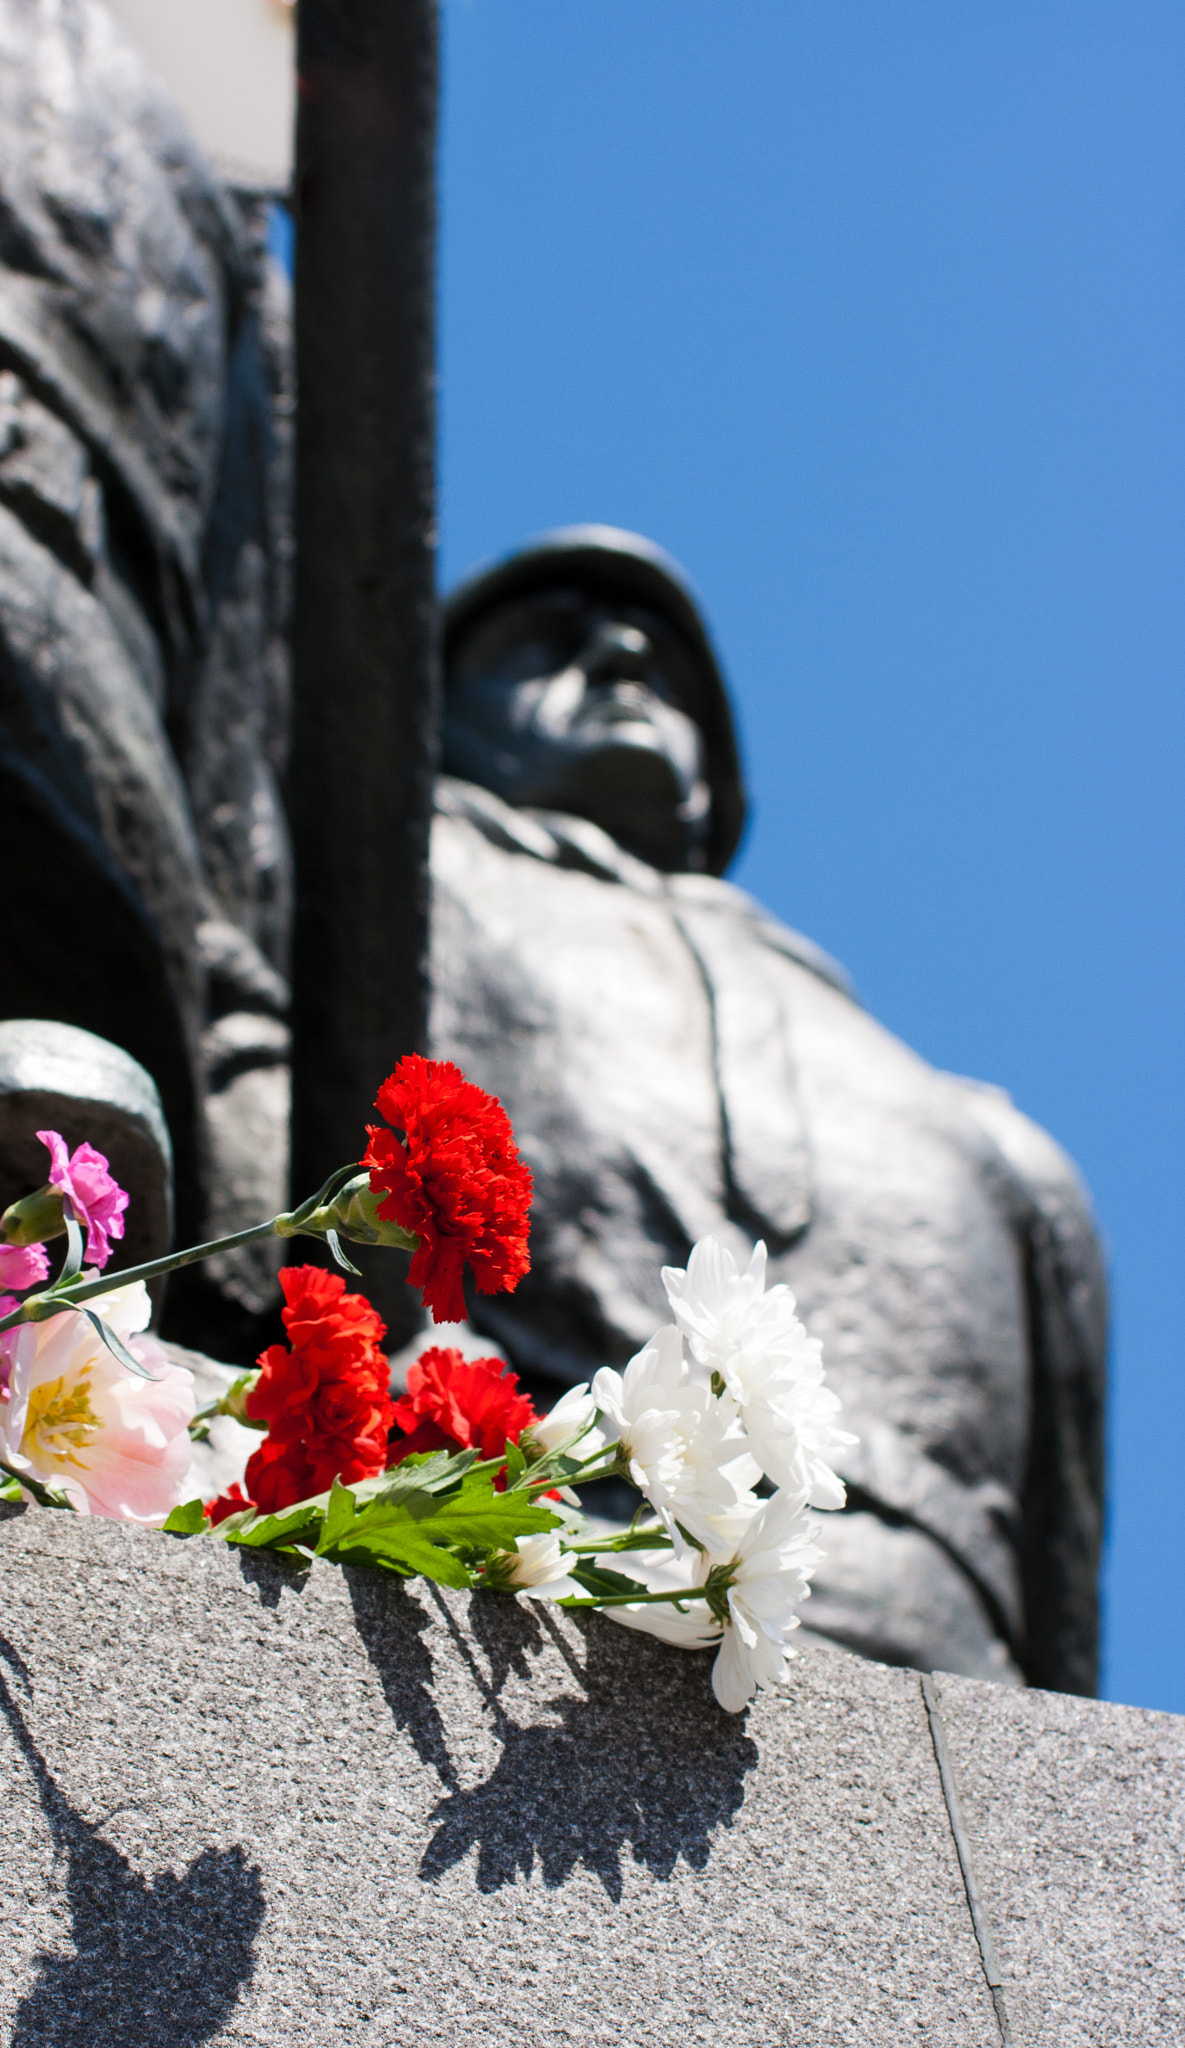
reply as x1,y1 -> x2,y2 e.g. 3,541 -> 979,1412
437,1 -> 1185,1712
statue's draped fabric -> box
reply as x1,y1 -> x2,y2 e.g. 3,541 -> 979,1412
429,777 -> 1106,1695
0,0 -> 292,1334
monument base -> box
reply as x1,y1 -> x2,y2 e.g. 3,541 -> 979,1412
0,1509 -> 1176,2046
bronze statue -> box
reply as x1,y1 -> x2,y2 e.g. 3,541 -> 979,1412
0,7 -> 1105,1695
0,0 -> 292,1350
431,525 -> 1107,1694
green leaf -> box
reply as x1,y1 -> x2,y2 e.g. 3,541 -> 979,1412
225,1496 -> 328,1551
163,1498 -> 207,1535
330,1534 -> 475,1590
0,1457 -> 74,1510
314,1477 -> 359,1553
369,1448 -> 479,1503
58,1202 -> 84,1285
502,1438 -> 526,1487
325,1227 -> 362,1276
324,1469 -> 559,1582
568,1561 -> 652,1601
401,1468 -> 561,1545
79,1306 -> 159,1381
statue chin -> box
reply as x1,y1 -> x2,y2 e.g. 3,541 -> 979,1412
547,738 -> 701,872
445,724 -> 702,872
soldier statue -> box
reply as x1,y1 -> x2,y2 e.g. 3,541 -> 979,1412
0,6 -> 1106,1692
429,525 -> 1107,1694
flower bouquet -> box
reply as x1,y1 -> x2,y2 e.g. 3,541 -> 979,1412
0,1055 -> 854,1713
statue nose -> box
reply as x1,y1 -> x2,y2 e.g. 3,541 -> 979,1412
580,623 -> 652,685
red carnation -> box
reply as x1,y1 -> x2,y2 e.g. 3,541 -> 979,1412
205,1265 -> 395,1521
362,1055 -> 533,1325
248,1265 -> 388,1451
206,1483 -> 251,1527
390,1345 -> 537,1464
244,1437 -> 320,1517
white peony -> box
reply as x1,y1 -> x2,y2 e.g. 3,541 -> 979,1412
598,1489 -> 821,1710
0,1282 -> 194,1522
660,1386 -> 761,1554
662,1235 -> 856,1509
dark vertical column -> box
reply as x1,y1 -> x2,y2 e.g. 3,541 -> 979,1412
289,0 -> 438,1337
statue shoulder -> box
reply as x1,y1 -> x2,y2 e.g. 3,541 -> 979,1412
945,1082 -> 1106,1696
667,872 -> 858,1000
433,778 -> 670,894
433,775 -> 565,864
946,1074 -> 1101,1251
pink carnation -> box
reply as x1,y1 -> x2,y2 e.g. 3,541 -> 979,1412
37,1131 -> 129,1269
0,1243 -> 50,1294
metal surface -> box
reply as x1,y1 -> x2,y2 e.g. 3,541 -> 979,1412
431,540 -> 1107,1693
0,2 -> 293,1351
289,0 -> 438,1347
0,1019 -> 172,1278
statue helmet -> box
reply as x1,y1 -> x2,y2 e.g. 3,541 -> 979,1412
441,525 -> 748,876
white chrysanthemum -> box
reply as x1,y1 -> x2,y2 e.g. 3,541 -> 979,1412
661,1388 -> 761,1554
598,1546 -> 723,1650
707,1488 -> 823,1713
598,1491 -> 822,1708
662,1235 -> 856,1510
498,1532 -> 582,1601
0,1281 -> 194,1522
592,1325 -> 690,1514
523,1382 -> 604,1458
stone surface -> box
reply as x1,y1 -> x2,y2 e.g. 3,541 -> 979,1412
0,1512 -> 1181,2043
935,1670 -> 1185,2048
0,1508 -> 1005,2046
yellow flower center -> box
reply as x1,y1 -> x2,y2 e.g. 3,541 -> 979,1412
22,1369 -> 98,1466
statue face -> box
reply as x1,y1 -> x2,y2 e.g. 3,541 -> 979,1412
443,588 -> 712,871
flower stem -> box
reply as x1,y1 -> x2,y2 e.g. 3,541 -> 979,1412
564,1529 -> 671,1554
0,1161 -> 370,1336
0,1217 -> 282,1333
562,1587 -> 711,1611
523,1449 -> 619,1493
0,1457 -> 75,1510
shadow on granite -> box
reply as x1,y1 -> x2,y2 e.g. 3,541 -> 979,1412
429,1589 -> 761,1892
0,1639 -> 264,2047
350,1574 -> 759,1901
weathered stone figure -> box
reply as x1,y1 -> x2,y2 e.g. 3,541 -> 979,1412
0,0 -> 292,1347
0,5 -> 1105,1694
431,526 -> 1107,1694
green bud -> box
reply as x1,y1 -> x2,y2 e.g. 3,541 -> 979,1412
219,1370 -> 264,1427
702,1556 -> 741,1626
281,1173 -> 419,1253
478,1549 -> 519,1595
335,1177 -> 419,1250
20,1292 -> 60,1324
1,1183 -> 66,1247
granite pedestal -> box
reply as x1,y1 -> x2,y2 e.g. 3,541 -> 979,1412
0,1510 -> 1177,2046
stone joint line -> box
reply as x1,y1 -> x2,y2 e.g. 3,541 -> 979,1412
920,1671 -> 1013,2047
